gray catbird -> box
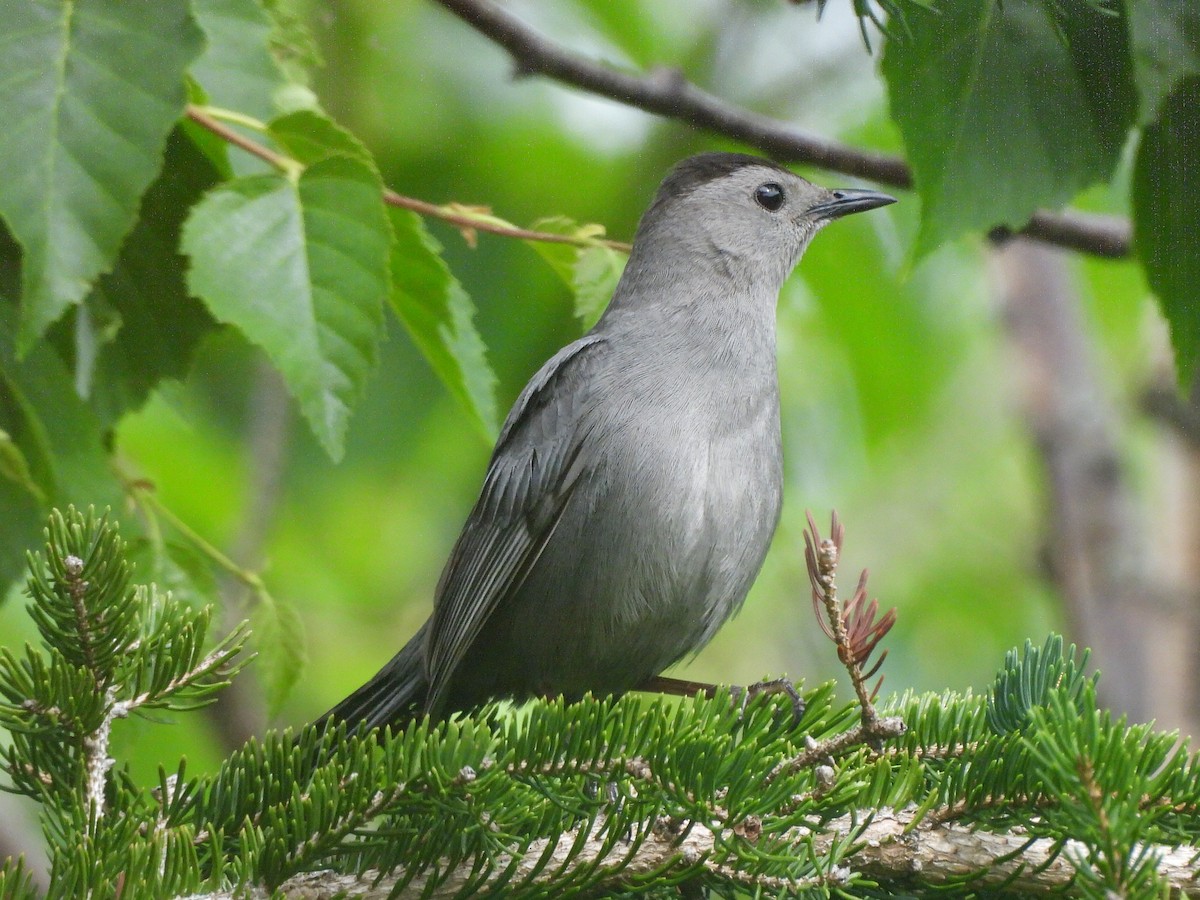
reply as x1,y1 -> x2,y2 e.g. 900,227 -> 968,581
321,153 -> 894,731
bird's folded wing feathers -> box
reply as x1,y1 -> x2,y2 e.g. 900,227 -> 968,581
423,335 -> 609,711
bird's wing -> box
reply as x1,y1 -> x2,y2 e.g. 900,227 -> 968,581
423,334 -> 610,712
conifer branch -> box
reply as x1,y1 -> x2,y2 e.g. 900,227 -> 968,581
82,687 -> 118,825
7,513 -> 1200,897
173,805 -> 1200,898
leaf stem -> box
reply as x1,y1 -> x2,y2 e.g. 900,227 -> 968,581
183,104 -> 631,252
185,105 -> 297,176
189,105 -> 269,133
124,478 -> 265,595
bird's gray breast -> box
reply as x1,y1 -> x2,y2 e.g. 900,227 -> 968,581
507,359 -> 784,697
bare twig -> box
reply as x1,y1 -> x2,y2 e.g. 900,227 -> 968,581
430,0 -> 1132,260
184,105 -> 631,252
804,511 -> 897,721
766,513 -> 903,785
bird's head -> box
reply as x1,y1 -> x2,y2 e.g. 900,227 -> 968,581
632,153 -> 896,290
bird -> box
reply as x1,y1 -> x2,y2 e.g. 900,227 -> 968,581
319,152 -> 895,732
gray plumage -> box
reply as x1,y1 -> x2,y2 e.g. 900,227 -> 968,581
322,153 -> 894,730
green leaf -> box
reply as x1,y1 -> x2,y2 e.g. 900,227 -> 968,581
882,0 -> 1136,255
0,0 -> 204,350
183,156 -> 391,460
250,586 -> 306,716
1133,76 -> 1200,383
0,429 -> 44,504
389,208 -> 499,441
190,0 -> 288,124
0,326 -> 116,583
262,0 -> 324,87
268,110 -> 372,165
527,216 -> 580,286
572,245 -> 625,330
0,475 -> 43,591
528,216 -> 626,329
0,307 -> 119,513
65,130 -> 222,427
1130,0 -> 1200,123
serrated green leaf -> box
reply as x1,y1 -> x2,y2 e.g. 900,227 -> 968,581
268,109 -> 372,166
0,428 -> 44,503
0,360 -> 115,581
388,208 -> 499,441
1130,0 -> 1200,123
1134,76 -> 1200,384
528,216 -> 584,287
882,0 -> 1136,255
191,0 -> 287,124
572,246 -> 625,330
183,156 -> 390,460
0,0 -> 204,351
250,587 -> 306,717
64,130 -> 221,427
0,306 -> 118,513
527,216 -> 626,329
262,0 -> 324,86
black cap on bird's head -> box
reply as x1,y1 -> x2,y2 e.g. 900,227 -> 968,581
653,153 -> 793,205
646,151 -> 895,224
631,152 -> 895,285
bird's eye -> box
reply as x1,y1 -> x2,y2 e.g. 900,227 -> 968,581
754,182 -> 785,211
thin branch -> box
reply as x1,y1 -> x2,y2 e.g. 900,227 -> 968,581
430,0 -> 1133,260
121,635 -> 244,712
183,105 -> 631,252
84,686 -> 119,826
185,106 -> 292,170
765,513 -> 904,786
126,479 -> 268,596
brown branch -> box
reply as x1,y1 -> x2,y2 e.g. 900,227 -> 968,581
430,0 -> 1133,261
183,106 -> 631,252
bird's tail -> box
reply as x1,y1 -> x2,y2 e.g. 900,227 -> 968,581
315,623 -> 431,734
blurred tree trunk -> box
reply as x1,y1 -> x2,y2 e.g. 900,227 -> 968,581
1142,374 -> 1200,734
992,238 -> 1180,728
205,361 -> 293,748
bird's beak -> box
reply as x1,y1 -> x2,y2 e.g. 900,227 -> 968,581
807,188 -> 897,220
